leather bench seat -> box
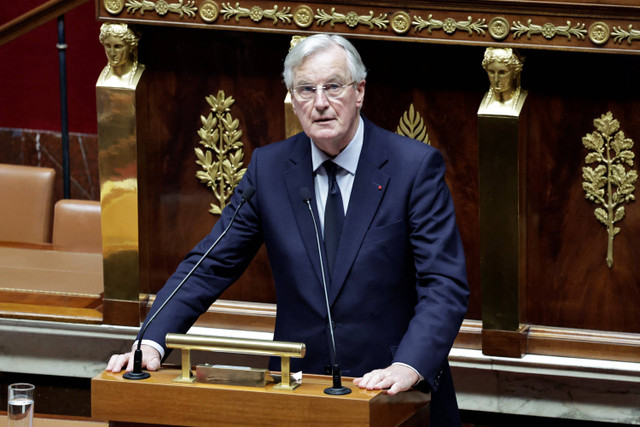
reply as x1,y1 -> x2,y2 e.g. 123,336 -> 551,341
0,163 -> 55,244
52,199 -> 102,253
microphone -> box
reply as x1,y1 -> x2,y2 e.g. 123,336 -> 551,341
299,187 -> 351,395
124,185 -> 256,380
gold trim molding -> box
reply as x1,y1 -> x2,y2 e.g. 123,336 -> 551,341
582,111 -> 637,269
222,2 -> 292,25
413,15 -> 487,36
488,17 -> 510,41
199,1 -> 219,22
104,0 -> 125,14
390,11 -> 411,35
612,24 -> 640,44
292,5 -> 313,28
195,90 -> 247,215
316,8 -> 388,30
103,2 -> 640,50
589,21 -> 610,45
125,0 -> 197,17
511,20 -> 586,41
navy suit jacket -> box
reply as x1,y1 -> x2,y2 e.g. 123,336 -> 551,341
141,117 -> 469,425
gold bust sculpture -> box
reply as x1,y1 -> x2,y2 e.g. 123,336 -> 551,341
97,23 -> 144,88
479,47 -> 527,115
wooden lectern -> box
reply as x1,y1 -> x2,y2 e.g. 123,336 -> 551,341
92,369 -> 430,426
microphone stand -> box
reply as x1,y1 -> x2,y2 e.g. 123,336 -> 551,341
124,187 -> 256,380
300,188 -> 351,395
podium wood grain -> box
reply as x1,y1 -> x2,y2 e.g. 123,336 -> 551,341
92,369 -> 429,426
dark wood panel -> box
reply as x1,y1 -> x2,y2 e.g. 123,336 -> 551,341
523,49 -> 640,333
528,326 -> 640,362
136,28 -> 291,303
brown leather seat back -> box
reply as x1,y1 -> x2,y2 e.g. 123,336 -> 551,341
52,199 -> 103,253
0,163 -> 56,244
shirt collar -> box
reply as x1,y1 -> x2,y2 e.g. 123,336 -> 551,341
311,116 -> 364,175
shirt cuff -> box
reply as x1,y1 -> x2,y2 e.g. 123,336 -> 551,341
392,362 -> 424,385
132,339 -> 165,359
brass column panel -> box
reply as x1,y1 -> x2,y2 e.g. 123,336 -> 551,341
96,83 -> 142,302
284,92 -> 303,139
478,109 -> 530,357
478,113 -> 523,332
284,37 -> 304,139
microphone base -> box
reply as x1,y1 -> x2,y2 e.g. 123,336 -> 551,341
123,371 -> 151,380
324,386 -> 352,395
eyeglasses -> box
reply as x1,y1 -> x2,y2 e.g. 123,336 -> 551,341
291,81 -> 357,101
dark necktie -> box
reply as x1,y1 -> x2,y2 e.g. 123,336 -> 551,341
323,161 -> 344,277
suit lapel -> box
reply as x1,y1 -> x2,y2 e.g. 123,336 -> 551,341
329,120 -> 389,303
284,135 -> 326,288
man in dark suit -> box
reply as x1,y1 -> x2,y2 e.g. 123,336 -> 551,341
108,34 -> 469,426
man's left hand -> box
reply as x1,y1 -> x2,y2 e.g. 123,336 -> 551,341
353,364 -> 419,395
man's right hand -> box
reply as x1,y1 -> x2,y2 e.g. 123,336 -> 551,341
106,344 -> 161,373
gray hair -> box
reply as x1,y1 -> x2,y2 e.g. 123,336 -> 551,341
283,34 -> 367,89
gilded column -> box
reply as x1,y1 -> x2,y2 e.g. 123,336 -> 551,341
478,47 -> 529,357
284,36 -> 304,138
96,23 -> 146,326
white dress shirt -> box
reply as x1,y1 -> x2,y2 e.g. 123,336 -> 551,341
310,116 -> 364,233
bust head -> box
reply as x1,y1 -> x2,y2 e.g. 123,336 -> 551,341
481,48 -> 524,103
99,23 -> 139,78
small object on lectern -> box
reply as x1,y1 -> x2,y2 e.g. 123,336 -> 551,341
166,333 -> 306,390
325,364 -> 351,395
122,348 -> 150,380
196,364 -> 270,387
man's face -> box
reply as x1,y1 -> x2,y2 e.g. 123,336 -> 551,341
486,61 -> 514,95
103,35 -> 130,68
290,46 -> 365,157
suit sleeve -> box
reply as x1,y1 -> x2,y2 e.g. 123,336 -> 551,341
392,148 -> 469,391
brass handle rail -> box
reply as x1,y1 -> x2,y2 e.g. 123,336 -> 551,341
0,0 -> 90,46
166,333 -> 305,390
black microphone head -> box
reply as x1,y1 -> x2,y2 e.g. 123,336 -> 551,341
242,186 -> 256,201
299,187 -> 312,202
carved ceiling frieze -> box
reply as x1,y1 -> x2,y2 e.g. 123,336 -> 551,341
100,1 -> 640,54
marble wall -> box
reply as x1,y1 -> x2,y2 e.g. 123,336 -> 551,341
0,128 -> 100,203
451,348 -> 640,425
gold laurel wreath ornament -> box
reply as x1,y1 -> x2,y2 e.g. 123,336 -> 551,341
582,111 -> 637,268
195,90 -> 247,215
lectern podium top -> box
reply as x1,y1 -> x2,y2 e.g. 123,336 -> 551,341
92,369 -> 430,426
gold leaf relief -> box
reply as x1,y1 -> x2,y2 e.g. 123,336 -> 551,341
125,0 -> 197,18
582,111 -> 637,268
221,2 -> 292,25
396,104 -> 431,145
195,90 -> 247,215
